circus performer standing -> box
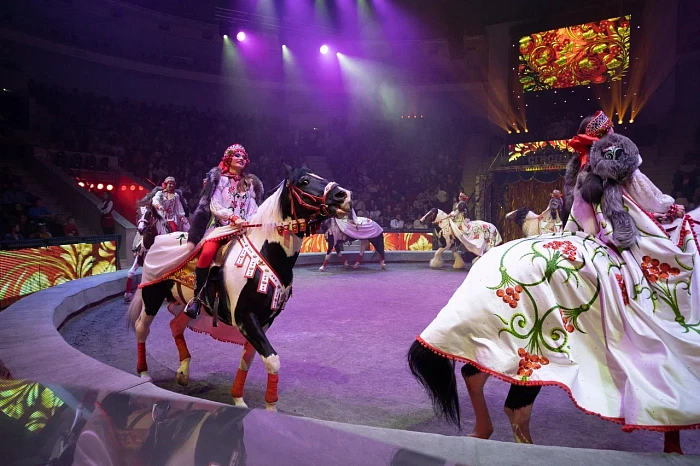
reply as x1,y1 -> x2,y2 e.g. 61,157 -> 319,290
184,144 -> 263,319
408,116 -> 698,453
152,176 -> 190,233
319,217 -> 350,271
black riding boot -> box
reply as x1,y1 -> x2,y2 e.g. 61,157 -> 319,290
184,267 -> 209,319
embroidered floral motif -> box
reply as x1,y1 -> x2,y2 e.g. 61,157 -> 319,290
615,274 -> 629,305
516,347 -> 549,380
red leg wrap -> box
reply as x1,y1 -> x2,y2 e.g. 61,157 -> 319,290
265,373 -> 279,404
174,334 -> 191,362
137,342 -> 147,373
125,277 -> 133,292
231,369 -> 249,398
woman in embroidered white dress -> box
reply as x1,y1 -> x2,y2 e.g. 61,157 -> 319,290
184,144 -> 263,318
409,112 -> 699,454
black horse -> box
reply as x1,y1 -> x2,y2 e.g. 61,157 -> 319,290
127,165 -> 352,410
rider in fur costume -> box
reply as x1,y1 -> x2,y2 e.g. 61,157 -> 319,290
185,144 -> 263,318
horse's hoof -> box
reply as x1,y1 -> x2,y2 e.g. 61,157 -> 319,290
232,397 -> 248,409
124,292 -> 133,303
139,371 -> 151,380
318,266 -> 326,272
175,370 -> 189,386
353,263 -> 359,269
343,262 -> 349,269
265,402 -> 277,412
381,263 -> 386,270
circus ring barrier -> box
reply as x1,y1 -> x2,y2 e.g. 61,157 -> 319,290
0,253 -> 696,463
296,230 -> 465,266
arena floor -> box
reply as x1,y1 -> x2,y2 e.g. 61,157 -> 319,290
60,263 -> 700,455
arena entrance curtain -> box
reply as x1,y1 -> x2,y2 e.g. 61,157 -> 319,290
490,170 -> 565,242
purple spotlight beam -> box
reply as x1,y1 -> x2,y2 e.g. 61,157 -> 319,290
236,31 -> 246,42
320,44 -> 329,55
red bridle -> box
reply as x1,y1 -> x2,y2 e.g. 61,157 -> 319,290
287,180 -> 339,222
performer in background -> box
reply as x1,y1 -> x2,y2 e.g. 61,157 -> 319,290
184,144 -> 263,318
152,176 -> 190,233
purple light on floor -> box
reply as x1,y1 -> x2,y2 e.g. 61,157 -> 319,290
320,44 -> 329,55
236,31 -> 246,42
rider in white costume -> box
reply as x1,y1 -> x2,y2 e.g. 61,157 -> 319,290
152,176 -> 190,233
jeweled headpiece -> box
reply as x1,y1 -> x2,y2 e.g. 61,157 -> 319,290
585,111 -> 613,138
219,144 -> 249,170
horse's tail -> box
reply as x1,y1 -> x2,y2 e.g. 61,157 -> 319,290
407,340 -> 461,426
126,288 -> 144,331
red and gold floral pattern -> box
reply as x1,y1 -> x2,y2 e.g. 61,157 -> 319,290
300,232 -> 433,253
0,240 -> 118,308
518,16 -> 631,92
508,139 -> 575,162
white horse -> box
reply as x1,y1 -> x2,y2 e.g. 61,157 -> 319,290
420,208 -> 502,269
505,194 -> 564,237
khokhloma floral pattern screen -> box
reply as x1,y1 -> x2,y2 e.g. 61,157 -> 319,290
518,15 -> 631,92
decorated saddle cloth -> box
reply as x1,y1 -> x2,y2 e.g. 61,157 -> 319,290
335,214 -> 383,240
420,194 -> 700,431
449,219 -> 503,256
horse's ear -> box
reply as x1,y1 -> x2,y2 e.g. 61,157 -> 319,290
283,163 -> 293,177
301,162 -> 309,170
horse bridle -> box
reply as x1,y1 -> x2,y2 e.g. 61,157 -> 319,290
287,180 -> 339,222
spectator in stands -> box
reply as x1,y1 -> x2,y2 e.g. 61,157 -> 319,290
1,182 -> 30,207
28,198 -> 52,223
390,214 -> 404,230
413,217 -> 426,229
31,224 -> 52,239
3,224 -> 23,241
63,216 -> 80,237
99,191 -> 115,234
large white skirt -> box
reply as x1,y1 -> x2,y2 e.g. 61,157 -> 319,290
420,195 -> 700,431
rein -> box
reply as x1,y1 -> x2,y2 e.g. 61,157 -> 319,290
287,181 -> 338,222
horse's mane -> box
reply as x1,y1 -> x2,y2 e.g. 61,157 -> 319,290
249,182 -> 284,236
510,207 -> 531,230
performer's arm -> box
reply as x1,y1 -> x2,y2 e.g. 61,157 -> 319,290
152,191 -> 166,216
210,182 -> 234,222
174,194 -> 187,219
624,169 -> 679,216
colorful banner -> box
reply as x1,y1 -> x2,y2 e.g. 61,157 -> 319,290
508,139 -> 575,163
0,380 -> 65,433
518,16 -> 631,92
300,232 -> 433,253
0,240 -> 118,308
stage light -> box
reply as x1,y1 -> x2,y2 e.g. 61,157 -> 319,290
236,31 -> 246,42
618,120 -> 623,124
282,44 -> 286,49
524,129 -> 529,133
223,34 -> 228,39
121,185 -> 126,191
130,185 -> 136,191
336,52 -> 340,56
401,115 -> 404,118
97,183 -> 104,190
407,115 -> 411,118
629,119 -> 634,123
516,129 -> 521,134
507,130 -> 512,134
320,44 -> 329,54
106,184 -> 113,191
139,186 -> 144,191
78,181 -> 85,187
90,184 -> 94,189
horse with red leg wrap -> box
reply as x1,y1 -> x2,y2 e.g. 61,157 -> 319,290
127,165 -> 352,410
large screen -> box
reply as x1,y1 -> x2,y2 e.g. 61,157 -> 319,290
518,15 -> 631,92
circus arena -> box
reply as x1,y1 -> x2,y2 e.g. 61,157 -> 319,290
1,0 -> 700,464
